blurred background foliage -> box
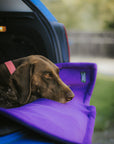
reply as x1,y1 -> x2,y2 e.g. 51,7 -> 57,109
42,0 -> 114,31
91,75 -> 114,131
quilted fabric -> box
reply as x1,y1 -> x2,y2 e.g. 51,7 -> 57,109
0,63 -> 97,144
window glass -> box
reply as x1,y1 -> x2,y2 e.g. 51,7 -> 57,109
0,0 -> 32,12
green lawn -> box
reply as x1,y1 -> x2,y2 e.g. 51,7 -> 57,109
90,74 -> 114,131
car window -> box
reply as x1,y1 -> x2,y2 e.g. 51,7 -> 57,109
0,0 -> 32,12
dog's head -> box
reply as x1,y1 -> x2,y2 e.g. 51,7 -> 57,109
10,55 -> 74,105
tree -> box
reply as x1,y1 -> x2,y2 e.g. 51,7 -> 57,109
42,0 -> 114,31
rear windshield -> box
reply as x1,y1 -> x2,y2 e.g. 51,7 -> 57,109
0,0 -> 32,12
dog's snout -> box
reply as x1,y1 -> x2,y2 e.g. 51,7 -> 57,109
65,91 -> 74,101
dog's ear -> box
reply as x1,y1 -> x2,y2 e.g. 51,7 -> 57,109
0,64 -> 11,86
10,63 -> 34,105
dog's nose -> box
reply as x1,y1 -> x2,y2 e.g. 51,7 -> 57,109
65,91 -> 74,101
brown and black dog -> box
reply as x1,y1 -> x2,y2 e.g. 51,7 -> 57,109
0,55 -> 74,108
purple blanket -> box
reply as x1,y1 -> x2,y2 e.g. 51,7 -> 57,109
0,63 -> 97,144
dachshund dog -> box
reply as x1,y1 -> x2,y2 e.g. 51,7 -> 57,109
0,55 -> 74,108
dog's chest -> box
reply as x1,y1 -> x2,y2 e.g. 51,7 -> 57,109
0,86 -> 18,108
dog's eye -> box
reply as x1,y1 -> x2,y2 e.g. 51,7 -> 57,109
43,72 -> 53,79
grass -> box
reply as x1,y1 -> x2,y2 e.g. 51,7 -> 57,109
90,74 -> 114,131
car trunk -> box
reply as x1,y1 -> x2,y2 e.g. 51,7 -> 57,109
0,0 -> 64,64
0,1 -> 97,144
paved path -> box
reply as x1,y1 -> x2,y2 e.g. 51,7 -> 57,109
92,129 -> 114,144
71,56 -> 114,76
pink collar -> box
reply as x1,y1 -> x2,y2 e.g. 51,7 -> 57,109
4,61 -> 16,75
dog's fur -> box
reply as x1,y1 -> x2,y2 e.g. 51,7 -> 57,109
0,55 -> 74,108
